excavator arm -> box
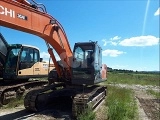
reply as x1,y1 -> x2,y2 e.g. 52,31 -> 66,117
0,0 -> 73,80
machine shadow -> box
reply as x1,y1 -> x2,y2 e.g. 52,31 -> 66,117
0,97 -> 73,120
0,109 -> 35,120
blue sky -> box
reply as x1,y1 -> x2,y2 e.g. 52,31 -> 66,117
0,0 -> 159,71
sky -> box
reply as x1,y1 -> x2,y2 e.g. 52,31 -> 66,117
0,0 -> 159,71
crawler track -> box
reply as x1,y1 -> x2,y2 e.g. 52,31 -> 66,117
24,84 -> 107,118
0,80 -> 48,106
24,83 -> 66,111
72,86 -> 107,117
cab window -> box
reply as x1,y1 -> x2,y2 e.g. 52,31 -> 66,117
20,47 -> 33,62
34,49 -> 39,62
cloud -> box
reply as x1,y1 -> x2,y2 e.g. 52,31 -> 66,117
111,41 -> 118,46
101,36 -> 121,46
102,49 -> 126,57
154,8 -> 160,16
40,52 -> 60,62
111,36 -> 121,41
119,35 -> 159,46
40,52 -> 50,60
102,39 -> 107,46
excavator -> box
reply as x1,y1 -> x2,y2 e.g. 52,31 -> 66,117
0,0 -> 107,117
0,33 -> 54,80
0,32 -> 54,105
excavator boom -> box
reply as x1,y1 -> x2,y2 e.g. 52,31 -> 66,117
0,0 -> 72,80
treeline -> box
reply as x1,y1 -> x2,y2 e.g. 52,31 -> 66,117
107,67 -> 160,74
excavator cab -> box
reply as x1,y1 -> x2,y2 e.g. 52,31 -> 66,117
4,44 -> 21,78
3,43 -> 54,80
72,41 -> 106,85
3,44 -> 39,80
0,33 -> 55,81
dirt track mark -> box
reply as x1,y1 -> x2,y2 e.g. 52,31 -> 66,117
137,98 -> 160,120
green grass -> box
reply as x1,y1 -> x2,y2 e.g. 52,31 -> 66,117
146,89 -> 160,99
106,72 -> 159,86
77,107 -> 96,120
106,85 -> 138,120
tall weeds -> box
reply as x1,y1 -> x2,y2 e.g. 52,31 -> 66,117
106,86 -> 138,120
77,107 -> 96,120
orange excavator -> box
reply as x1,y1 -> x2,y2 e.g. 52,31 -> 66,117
0,0 -> 107,117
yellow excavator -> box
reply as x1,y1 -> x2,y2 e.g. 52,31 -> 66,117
0,33 -> 54,80
0,33 -> 54,105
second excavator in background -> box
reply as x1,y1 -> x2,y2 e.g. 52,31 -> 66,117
0,33 -> 54,80
0,0 -> 107,117
0,33 -> 54,105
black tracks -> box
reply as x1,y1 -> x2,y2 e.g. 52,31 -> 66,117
24,84 -> 107,118
0,80 -> 48,106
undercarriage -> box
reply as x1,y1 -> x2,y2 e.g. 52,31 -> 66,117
24,83 -> 107,118
0,79 -> 48,106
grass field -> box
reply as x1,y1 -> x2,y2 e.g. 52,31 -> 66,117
106,72 -> 159,86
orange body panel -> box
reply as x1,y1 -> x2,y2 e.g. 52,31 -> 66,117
0,0 -> 73,79
101,64 -> 107,79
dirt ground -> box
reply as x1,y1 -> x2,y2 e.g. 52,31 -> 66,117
0,84 -> 159,120
110,84 -> 160,120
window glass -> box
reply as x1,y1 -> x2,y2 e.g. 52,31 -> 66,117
84,50 -> 93,59
74,47 -> 84,62
95,46 -> 98,64
99,48 -> 102,65
29,49 -> 33,62
6,48 -> 20,67
20,47 -> 33,62
34,49 -> 39,62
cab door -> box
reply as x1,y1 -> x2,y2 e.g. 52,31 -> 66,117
18,47 -> 35,76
